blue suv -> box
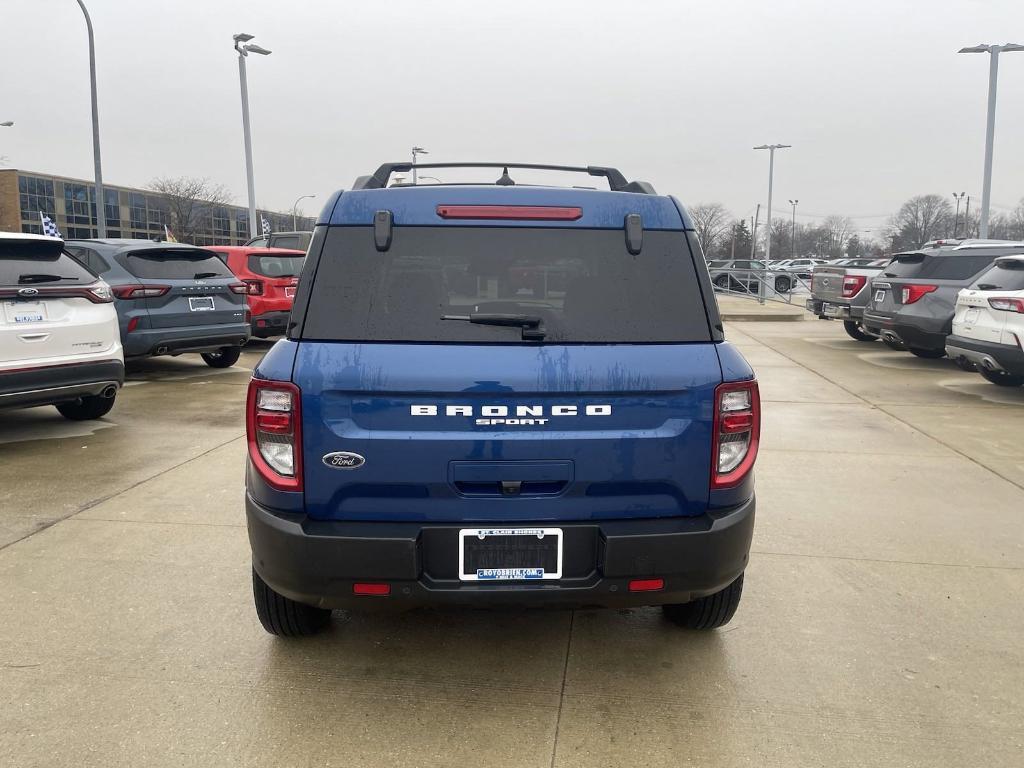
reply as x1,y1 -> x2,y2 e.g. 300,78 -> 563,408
245,162 -> 759,636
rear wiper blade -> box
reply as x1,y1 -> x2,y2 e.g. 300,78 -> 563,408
18,273 -> 77,284
193,272 -> 220,279
441,313 -> 546,340
976,283 -> 1001,290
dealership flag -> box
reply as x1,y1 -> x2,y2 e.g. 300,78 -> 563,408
261,216 -> 272,236
39,212 -> 62,238
164,225 -> 178,243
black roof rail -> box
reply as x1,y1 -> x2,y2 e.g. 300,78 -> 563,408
352,162 -> 656,194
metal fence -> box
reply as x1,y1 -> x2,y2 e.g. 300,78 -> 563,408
709,267 -> 813,305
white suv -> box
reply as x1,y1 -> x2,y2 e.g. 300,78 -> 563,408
946,252 -> 1024,387
0,233 -> 124,418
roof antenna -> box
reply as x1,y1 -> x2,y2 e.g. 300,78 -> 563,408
495,166 -> 516,186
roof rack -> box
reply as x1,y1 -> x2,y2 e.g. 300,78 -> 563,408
352,162 -> 656,195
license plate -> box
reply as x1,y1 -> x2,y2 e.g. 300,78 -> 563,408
458,528 -> 563,581
874,289 -> 886,303
285,287 -> 296,298
188,296 -> 215,312
5,301 -> 47,324
823,303 -> 842,318
965,308 -> 980,324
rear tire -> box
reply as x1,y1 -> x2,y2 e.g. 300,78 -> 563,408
714,275 -> 731,290
56,394 -> 116,421
774,276 -> 792,293
978,368 -> 1024,387
843,321 -> 876,342
252,568 -> 331,637
662,573 -> 744,630
201,346 -> 241,368
908,347 -> 946,359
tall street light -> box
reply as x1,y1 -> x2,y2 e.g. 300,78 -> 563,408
958,43 -> 1023,238
76,1 -> 106,237
754,144 -> 791,303
234,33 -> 271,241
291,194 -> 315,231
411,146 -> 428,185
788,199 -> 799,258
952,192 -> 966,237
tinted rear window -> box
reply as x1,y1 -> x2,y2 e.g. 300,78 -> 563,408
0,240 -> 96,286
883,253 -> 994,280
974,260 -> 1024,291
270,234 -> 309,250
247,254 -> 305,277
301,226 -> 711,343
117,249 -> 234,280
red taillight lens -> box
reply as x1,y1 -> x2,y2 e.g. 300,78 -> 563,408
126,316 -> 139,333
436,205 -> 583,221
901,284 -> 937,304
628,578 -> 664,592
841,275 -> 867,298
988,297 -> 1024,314
711,380 -> 760,490
246,379 -> 302,491
353,583 -> 391,596
244,279 -> 264,296
229,282 -> 249,295
112,284 -> 171,300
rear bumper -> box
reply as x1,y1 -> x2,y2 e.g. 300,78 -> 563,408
806,298 -> 860,320
946,334 -> 1024,376
246,495 -> 755,610
862,312 -> 946,350
124,323 -> 250,357
250,310 -> 290,338
0,359 -> 125,409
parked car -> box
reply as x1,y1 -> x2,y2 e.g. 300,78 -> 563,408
806,258 -> 890,340
776,258 -> 828,280
211,247 -> 304,338
861,241 -> 1024,358
1,233 -> 123,419
64,239 -> 250,368
946,252 -> 1024,386
708,258 -> 795,293
245,231 -> 312,251
245,161 -> 759,636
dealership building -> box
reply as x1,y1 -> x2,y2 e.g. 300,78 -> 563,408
0,168 -> 312,245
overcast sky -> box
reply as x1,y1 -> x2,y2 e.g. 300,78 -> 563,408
2,0 -> 1022,234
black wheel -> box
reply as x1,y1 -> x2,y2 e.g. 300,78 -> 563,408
201,346 -> 242,368
774,276 -> 792,293
662,573 -> 743,630
978,367 -> 1024,387
252,568 -> 331,637
882,337 -> 905,351
908,347 -> 946,359
843,320 -> 876,342
714,275 -> 731,289
55,394 -> 116,421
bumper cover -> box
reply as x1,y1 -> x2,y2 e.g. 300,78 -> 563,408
0,359 -> 125,409
862,312 -> 946,351
247,495 -> 755,610
251,310 -> 290,338
946,334 -> 1024,376
124,323 -> 250,357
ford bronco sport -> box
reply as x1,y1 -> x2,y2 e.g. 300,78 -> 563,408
245,162 -> 759,636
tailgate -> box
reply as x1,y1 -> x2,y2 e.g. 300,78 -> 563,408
811,268 -> 847,302
295,342 -> 722,523
0,296 -> 117,365
953,290 -> 1005,343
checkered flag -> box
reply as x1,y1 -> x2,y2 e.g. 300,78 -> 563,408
261,216 -> 272,237
39,212 -> 62,238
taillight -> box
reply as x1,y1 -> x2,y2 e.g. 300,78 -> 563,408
436,205 -> 583,221
901,284 -> 937,304
229,282 -> 249,295
711,380 -> 760,489
841,275 -> 867,298
112,284 -> 171,300
243,279 -> 264,296
246,379 -> 302,491
126,316 -> 139,333
988,297 -> 1024,313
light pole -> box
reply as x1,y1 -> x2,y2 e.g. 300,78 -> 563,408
754,144 -> 791,303
234,33 -> 271,241
411,146 -> 428,185
952,192 -> 966,237
958,43 -> 1023,238
75,1 -> 106,237
291,194 -> 315,231
788,199 -> 799,258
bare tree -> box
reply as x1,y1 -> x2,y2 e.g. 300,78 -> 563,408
822,215 -> 855,258
887,194 -> 954,250
148,176 -> 233,243
689,203 -> 732,258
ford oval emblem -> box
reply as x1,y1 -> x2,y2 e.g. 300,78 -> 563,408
322,451 -> 365,470
17,287 -> 40,297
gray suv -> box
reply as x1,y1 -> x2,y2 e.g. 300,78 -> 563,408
64,239 -> 250,367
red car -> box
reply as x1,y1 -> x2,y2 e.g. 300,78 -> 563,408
212,247 -> 305,338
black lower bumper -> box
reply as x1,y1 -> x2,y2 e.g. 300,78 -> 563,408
251,311 -> 290,338
0,359 -> 124,410
862,313 -> 946,351
246,496 -> 755,610
946,334 -> 1024,376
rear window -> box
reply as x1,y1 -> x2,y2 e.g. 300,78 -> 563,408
247,254 -> 305,277
0,240 -> 97,286
974,259 -> 1024,291
117,249 -> 234,280
301,226 -> 711,343
270,234 -> 309,250
883,253 -> 994,280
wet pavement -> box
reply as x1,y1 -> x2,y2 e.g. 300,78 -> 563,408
1,325 -> 1022,767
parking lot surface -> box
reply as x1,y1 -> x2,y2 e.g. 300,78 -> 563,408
2,323 -> 1022,768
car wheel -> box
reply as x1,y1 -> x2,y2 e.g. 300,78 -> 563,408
882,337 -> 905,351
908,347 -> 946,359
662,573 -> 743,630
978,368 -> 1024,387
714,275 -> 731,289
201,346 -> 242,368
55,393 -> 116,421
253,568 -> 331,637
843,321 -> 876,342
774,276 -> 792,293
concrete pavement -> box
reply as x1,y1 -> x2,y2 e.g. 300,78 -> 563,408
1,327 -> 1022,767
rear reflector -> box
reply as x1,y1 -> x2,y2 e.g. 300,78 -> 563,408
353,583 -> 391,596
628,578 -> 664,592
436,205 -> 583,221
